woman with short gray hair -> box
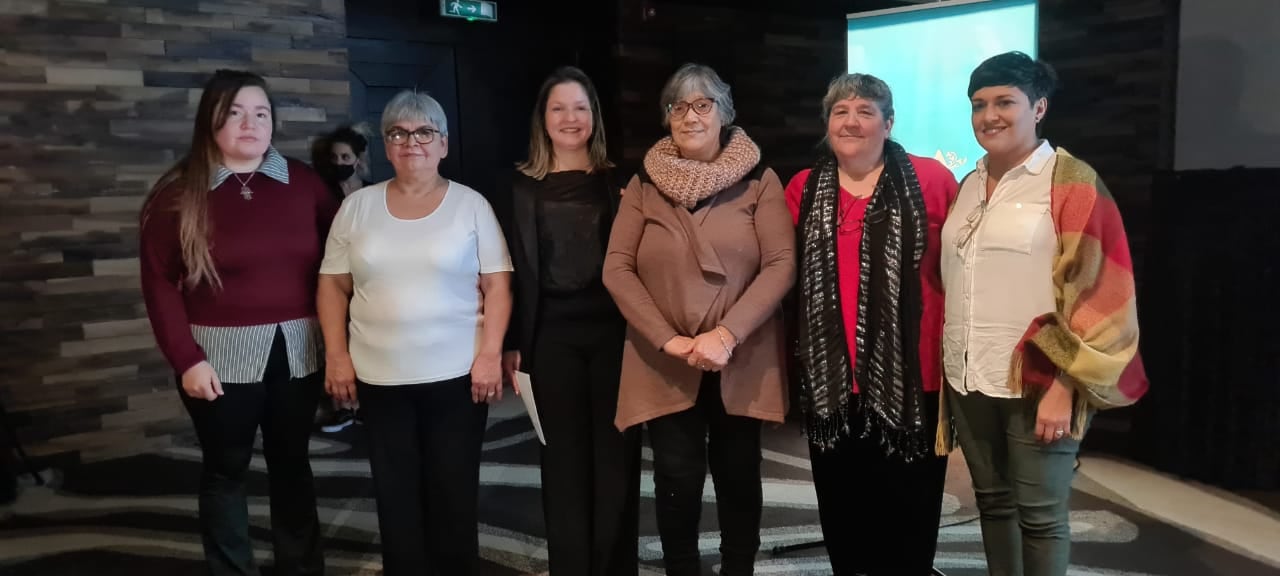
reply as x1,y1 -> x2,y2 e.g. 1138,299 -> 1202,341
604,63 -> 795,576
785,72 -> 957,574
317,90 -> 513,575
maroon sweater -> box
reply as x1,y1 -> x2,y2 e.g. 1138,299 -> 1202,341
140,157 -> 340,374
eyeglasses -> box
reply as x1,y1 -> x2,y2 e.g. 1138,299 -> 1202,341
385,127 -> 442,146
954,199 -> 987,252
667,98 -> 715,118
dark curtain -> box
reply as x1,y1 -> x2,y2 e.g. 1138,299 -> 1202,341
1132,168 -> 1280,490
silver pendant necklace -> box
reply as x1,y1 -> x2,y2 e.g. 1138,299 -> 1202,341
232,171 -> 256,200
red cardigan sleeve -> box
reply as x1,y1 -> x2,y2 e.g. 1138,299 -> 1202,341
139,187 -> 206,375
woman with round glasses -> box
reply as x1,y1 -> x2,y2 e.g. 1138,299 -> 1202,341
317,90 -> 513,575
603,62 -> 795,576
939,52 -> 1146,576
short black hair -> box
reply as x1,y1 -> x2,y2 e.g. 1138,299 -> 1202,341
967,51 -> 1058,103
328,125 -> 369,155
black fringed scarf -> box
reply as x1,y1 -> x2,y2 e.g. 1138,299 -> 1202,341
795,140 -> 931,461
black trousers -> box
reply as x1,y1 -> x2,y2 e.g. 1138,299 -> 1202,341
357,375 -> 489,576
532,317 -> 641,576
808,390 -> 949,576
180,328 -> 325,576
647,374 -> 764,576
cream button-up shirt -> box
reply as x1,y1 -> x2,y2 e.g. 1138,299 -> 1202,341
941,140 -> 1059,398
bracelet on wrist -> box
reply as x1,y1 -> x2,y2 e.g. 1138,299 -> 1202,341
715,326 -> 734,358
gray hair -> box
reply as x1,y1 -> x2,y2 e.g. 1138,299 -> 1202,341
381,90 -> 449,136
659,63 -> 736,128
822,73 -> 894,122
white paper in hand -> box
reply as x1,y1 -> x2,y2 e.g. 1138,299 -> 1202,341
514,371 -> 546,445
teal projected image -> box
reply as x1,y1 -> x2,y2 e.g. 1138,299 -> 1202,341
847,0 -> 1038,179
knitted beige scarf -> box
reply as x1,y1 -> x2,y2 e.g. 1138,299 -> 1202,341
642,127 -> 761,208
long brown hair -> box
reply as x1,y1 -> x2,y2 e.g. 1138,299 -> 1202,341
517,66 -> 613,180
142,69 -> 275,289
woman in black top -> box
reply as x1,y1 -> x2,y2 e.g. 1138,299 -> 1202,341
503,66 -> 640,576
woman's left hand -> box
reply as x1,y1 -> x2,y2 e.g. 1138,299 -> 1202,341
1035,377 -> 1074,443
471,352 -> 503,404
686,330 -> 732,372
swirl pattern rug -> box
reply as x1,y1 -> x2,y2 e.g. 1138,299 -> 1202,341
1,397 -> 1275,575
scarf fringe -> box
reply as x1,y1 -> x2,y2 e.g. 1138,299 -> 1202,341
803,403 -> 853,453
805,397 -> 933,462
935,386 -> 955,455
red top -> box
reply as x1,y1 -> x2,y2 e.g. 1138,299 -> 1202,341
784,155 -> 958,393
140,157 -> 340,374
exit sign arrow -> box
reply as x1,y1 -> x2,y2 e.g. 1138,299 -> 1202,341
440,0 -> 497,22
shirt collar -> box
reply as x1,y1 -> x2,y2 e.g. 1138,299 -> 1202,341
977,139 -> 1056,178
211,147 -> 290,190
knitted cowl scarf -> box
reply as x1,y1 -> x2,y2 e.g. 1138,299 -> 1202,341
642,127 -> 761,208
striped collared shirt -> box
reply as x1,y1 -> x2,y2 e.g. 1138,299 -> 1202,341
211,146 -> 290,189
190,318 -> 322,383
192,148 -> 320,384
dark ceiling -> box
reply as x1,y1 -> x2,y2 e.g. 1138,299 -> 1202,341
648,0 -> 916,18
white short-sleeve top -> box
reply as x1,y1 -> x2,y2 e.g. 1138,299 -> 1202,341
320,180 -> 513,385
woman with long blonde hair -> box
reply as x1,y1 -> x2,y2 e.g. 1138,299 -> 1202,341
139,69 -> 338,576
503,66 -> 640,575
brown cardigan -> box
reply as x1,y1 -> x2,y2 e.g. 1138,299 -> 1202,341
603,165 -> 796,430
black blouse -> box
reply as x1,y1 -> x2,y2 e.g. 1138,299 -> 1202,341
534,170 -> 612,295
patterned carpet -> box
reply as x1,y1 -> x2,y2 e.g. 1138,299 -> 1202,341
1,396 -> 1275,575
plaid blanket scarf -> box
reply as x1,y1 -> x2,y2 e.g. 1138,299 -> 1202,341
938,148 -> 1149,453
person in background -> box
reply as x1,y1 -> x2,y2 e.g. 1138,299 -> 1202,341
938,51 -> 1147,576
309,123 -> 376,433
602,63 -> 795,576
139,69 -> 337,576
311,123 -> 376,201
502,66 -> 640,575
317,90 -> 513,576
786,73 -> 956,575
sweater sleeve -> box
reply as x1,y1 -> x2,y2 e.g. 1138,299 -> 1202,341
139,189 -> 206,375
602,177 -> 681,350
718,168 -> 797,342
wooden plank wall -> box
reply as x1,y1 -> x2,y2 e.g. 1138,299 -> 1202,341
0,0 -> 349,464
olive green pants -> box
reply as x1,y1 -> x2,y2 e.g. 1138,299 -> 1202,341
949,390 -> 1086,576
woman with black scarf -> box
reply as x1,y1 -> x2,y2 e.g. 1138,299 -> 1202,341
784,73 -> 957,575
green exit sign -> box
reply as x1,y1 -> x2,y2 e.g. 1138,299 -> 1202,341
440,0 -> 497,22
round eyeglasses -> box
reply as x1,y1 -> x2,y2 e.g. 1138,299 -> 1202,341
667,98 -> 715,118
385,126 -> 442,146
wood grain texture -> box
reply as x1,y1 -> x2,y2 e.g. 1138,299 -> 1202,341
0,0 -> 349,463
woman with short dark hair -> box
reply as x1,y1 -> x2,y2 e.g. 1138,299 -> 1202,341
311,123 -> 375,201
939,51 -> 1147,576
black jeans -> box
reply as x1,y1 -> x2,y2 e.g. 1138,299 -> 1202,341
180,328 -> 325,576
532,316 -> 641,576
808,391 -> 949,576
647,374 -> 763,576
357,375 -> 489,576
